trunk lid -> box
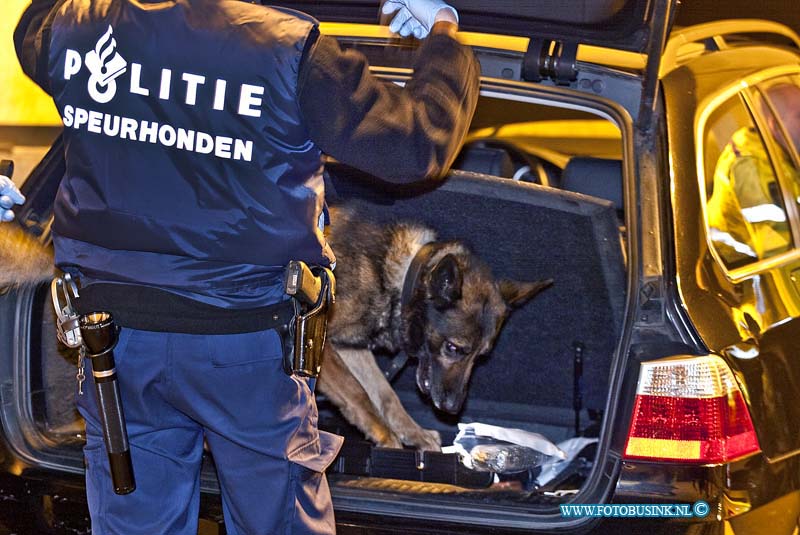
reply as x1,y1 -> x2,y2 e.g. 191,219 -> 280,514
273,0 -> 669,53
273,0 -> 677,127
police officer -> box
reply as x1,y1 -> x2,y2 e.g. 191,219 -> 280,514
10,0 -> 479,533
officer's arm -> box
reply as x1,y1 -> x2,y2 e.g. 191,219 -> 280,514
297,25 -> 480,183
14,0 -> 60,94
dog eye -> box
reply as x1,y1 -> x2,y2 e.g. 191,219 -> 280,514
444,341 -> 464,356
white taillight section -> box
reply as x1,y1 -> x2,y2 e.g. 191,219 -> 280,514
624,355 -> 760,464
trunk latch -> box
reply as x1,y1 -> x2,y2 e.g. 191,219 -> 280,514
522,38 -> 578,85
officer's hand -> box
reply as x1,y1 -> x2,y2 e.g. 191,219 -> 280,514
0,175 -> 25,223
382,0 -> 458,39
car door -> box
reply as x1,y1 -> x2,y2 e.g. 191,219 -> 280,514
682,68 -> 800,460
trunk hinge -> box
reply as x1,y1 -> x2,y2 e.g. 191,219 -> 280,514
522,38 -> 578,85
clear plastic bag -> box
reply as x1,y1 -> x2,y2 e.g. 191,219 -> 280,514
445,422 -> 567,474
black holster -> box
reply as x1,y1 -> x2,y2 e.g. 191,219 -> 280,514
282,262 -> 335,378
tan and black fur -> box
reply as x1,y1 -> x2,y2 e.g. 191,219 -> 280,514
318,207 -> 551,450
0,223 -> 54,286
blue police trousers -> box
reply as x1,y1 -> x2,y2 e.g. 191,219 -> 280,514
77,326 -> 343,535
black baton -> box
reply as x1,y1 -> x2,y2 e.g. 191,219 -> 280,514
79,312 -> 136,495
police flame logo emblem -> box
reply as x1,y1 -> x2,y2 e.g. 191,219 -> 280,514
84,25 -> 127,104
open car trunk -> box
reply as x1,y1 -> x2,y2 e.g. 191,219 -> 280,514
317,157 -> 626,503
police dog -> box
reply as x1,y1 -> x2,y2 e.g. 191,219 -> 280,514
318,207 -> 551,451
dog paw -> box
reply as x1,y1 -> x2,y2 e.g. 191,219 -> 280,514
403,428 -> 441,452
420,428 -> 442,451
376,430 -> 403,449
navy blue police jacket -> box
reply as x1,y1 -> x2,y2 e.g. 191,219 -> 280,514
49,0 -> 331,308
16,0 -> 481,318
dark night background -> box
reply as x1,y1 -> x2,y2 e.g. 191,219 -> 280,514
675,0 -> 799,34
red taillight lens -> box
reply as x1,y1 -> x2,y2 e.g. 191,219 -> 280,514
624,356 -> 760,464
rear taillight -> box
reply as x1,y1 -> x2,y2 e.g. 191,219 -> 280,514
624,355 -> 760,464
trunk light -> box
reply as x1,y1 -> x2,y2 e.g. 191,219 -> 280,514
624,355 -> 760,463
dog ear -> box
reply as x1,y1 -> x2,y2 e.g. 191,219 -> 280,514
429,254 -> 463,308
499,278 -> 553,308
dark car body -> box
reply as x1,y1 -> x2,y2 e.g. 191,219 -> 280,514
3,0 -> 800,534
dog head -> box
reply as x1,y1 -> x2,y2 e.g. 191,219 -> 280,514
404,243 -> 551,414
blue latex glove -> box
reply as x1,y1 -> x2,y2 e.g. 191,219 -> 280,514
382,0 -> 458,39
0,175 -> 25,223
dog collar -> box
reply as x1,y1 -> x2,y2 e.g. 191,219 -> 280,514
400,242 -> 439,311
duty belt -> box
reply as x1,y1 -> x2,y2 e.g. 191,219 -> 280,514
71,283 -> 295,335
